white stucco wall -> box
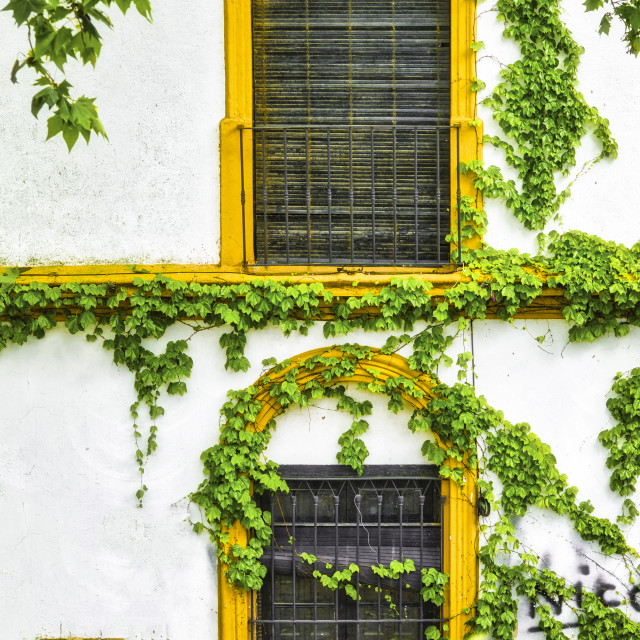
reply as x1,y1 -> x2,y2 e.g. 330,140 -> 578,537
0,324 -> 463,639
1,1 -> 639,264
472,321 -> 640,636
2,2 -> 640,639
478,5 -> 640,254
1,321 -> 639,638
0,0 -> 224,265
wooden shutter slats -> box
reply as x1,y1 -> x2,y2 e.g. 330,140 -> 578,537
252,0 -> 450,265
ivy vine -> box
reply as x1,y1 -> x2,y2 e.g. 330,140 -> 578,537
468,0 -> 617,230
3,0 -> 640,636
5,229 -> 640,506
189,344 -> 638,640
5,237 -> 640,637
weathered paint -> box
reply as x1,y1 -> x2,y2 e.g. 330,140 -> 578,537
0,0 -> 224,266
2,0 -> 640,638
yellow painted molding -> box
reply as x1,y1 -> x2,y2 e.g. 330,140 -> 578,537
451,0 -> 477,125
220,0 -> 483,270
221,0 -> 253,268
223,0 -> 252,120
220,118 -> 253,268
451,0 -> 483,253
442,466 -> 479,640
0,264 -> 568,318
217,347 -> 478,640
218,521 -> 250,640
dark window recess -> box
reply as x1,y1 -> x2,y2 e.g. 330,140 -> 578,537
251,465 -> 445,640
249,0 -> 453,266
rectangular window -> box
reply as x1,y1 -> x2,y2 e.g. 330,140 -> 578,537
249,0 -> 452,266
252,465 -> 444,639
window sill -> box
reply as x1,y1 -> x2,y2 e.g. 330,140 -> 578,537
2,263 -> 567,318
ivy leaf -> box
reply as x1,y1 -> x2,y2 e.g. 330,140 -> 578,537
133,0 -> 153,20
72,97 -> 99,130
62,124 -> 80,151
2,0 -> 46,25
46,115 -> 64,141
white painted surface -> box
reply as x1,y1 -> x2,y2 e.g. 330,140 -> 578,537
1,1 -> 639,263
0,324 -> 456,639
472,320 -> 640,637
1,321 -> 639,638
2,1 -> 640,638
0,0 -> 223,265
478,5 -> 640,253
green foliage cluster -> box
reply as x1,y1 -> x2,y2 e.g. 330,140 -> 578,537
461,231 -> 640,345
4,0 -> 640,637
602,368 -> 640,500
298,554 -> 448,638
423,381 -> 639,639
586,0 -> 640,55
467,0 -> 617,230
4,229 -> 640,505
190,341 -> 638,639
4,0 -> 151,149
5,230 -> 640,634
190,344 -> 433,588
4,247 -> 640,635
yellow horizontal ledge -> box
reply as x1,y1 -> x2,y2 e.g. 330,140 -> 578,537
1,263 -> 567,319
7,263 -> 465,286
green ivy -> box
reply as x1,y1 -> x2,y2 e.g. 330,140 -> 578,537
5,230 -> 640,505
602,368 -> 640,502
190,345 -> 638,640
468,0 -> 617,230
5,231 -> 640,634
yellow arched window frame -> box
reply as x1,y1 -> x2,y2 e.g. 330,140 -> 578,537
219,0 -> 482,270
217,348 -> 478,640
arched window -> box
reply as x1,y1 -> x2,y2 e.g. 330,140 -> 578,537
214,348 -> 477,640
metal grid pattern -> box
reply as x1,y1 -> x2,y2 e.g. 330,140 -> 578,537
246,0 -> 453,267
240,124 -> 460,267
251,465 -> 445,640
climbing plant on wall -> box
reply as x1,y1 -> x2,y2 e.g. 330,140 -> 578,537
3,0 -> 640,150
190,342 -> 640,640
4,0 -> 640,637
465,0 -> 618,230
5,230 -> 640,637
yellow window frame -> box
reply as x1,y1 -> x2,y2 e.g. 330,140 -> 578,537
219,0 -> 482,271
216,349 -> 479,640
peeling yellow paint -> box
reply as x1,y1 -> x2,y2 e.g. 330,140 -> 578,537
2,262 -> 567,319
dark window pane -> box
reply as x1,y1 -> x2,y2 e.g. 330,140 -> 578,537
252,0 -> 451,266
252,465 -> 444,640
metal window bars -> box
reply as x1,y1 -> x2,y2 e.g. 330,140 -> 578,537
250,465 -> 446,640
238,124 -> 462,267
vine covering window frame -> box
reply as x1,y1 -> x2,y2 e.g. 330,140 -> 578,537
219,0 -> 480,272
215,349 -> 478,640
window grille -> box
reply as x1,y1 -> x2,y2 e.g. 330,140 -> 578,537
251,465 -> 445,639
249,0 -> 452,266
